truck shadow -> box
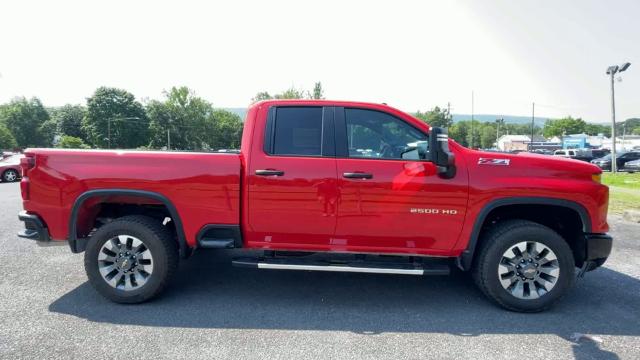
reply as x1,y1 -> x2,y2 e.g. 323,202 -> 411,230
49,249 -> 639,346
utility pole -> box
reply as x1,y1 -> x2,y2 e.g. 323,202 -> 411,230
607,62 -> 631,173
610,71 -> 617,173
622,121 -> 626,151
531,102 -> 535,151
496,117 -> 503,147
167,129 -> 171,150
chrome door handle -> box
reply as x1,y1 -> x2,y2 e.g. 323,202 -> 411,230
255,169 -> 285,176
343,172 -> 373,179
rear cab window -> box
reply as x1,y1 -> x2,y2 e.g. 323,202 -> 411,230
263,106 -> 335,157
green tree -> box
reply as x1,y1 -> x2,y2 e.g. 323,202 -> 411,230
621,118 -> 640,136
465,120 -> 482,148
479,125 -> 497,149
56,135 -> 90,149
0,97 -> 51,147
415,106 -> 453,129
449,121 -> 469,146
309,82 -> 324,99
147,86 -> 214,150
449,120 -> 540,148
251,91 -> 273,103
542,116 -> 586,138
52,104 -> 87,140
274,87 -> 305,99
83,87 -> 148,148
584,123 -> 610,137
0,123 -> 18,149
252,82 -> 325,103
209,109 -> 243,149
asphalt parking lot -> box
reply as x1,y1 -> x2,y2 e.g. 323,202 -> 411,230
0,181 -> 638,359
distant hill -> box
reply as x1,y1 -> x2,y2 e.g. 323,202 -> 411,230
452,114 -> 548,126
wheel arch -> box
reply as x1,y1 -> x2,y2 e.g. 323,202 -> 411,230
458,197 -> 592,271
68,189 -> 189,258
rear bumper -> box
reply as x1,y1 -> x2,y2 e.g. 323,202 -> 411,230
17,211 -> 51,243
583,233 -> 613,271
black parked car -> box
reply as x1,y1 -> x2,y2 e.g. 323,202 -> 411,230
591,151 -> 640,171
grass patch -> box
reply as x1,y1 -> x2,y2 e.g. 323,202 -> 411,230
603,173 -> 640,214
602,172 -> 640,190
608,187 -> 640,214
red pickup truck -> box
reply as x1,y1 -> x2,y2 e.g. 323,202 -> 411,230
17,100 -> 612,312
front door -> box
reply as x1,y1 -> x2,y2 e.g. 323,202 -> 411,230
246,106 -> 339,251
334,107 -> 468,255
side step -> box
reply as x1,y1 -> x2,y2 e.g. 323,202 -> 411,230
232,257 -> 450,276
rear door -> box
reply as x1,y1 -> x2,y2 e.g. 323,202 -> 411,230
333,107 -> 468,254
246,106 -> 338,250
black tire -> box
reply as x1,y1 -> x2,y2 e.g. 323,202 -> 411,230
472,220 -> 575,312
2,169 -> 19,182
84,215 -> 178,303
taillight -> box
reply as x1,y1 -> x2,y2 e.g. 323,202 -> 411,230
19,154 -> 35,200
20,155 -> 35,177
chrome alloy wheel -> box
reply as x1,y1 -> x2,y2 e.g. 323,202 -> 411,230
98,235 -> 154,291
4,170 -> 17,182
498,241 -> 560,299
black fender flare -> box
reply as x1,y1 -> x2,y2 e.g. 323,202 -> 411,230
68,189 -> 189,257
457,197 -> 592,270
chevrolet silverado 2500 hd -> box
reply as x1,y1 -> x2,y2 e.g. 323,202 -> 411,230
17,100 -> 612,312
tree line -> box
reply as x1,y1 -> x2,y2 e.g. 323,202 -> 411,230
415,107 -> 640,149
2,81 -> 637,151
414,107 -> 543,149
0,83 -> 326,151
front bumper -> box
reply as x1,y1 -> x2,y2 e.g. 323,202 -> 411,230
583,233 -> 613,271
17,211 -> 51,243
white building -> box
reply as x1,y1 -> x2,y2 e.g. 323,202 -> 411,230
601,135 -> 640,151
496,135 -> 546,152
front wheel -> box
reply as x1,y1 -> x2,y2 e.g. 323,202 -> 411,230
472,220 -> 575,312
84,215 -> 178,303
2,169 -> 19,182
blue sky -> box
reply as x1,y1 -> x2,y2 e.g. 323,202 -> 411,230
0,0 -> 637,122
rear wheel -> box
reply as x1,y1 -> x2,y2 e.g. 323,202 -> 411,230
84,215 -> 178,303
472,220 -> 575,312
2,169 -> 18,182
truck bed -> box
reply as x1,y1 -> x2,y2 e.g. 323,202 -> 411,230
22,149 -> 241,247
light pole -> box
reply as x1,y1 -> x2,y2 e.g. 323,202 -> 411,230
495,117 -> 504,149
606,62 -> 630,173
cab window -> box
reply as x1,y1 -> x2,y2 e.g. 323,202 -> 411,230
344,108 -> 427,160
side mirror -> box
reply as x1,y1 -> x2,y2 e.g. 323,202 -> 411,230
428,127 -> 456,179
